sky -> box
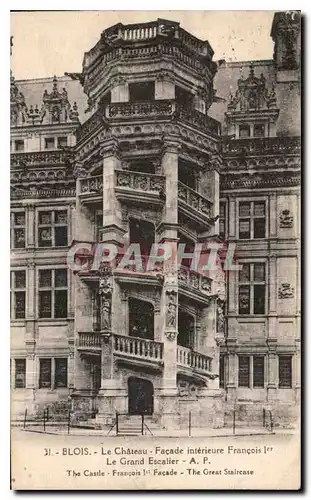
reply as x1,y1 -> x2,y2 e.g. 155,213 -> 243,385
10,11 -> 275,80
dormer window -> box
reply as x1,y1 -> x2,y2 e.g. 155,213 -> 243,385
239,125 -> 250,138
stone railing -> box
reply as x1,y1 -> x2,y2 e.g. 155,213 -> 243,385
76,109 -> 105,144
177,345 -> 212,374
113,334 -> 163,362
78,332 -> 102,348
223,136 -> 301,156
108,100 -> 173,119
79,175 -> 103,196
178,181 -> 213,218
115,253 -> 163,274
175,104 -> 220,136
11,150 -> 73,167
11,185 -> 76,200
178,265 -> 212,295
115,170 -> 165,194
122,23 -> 158,41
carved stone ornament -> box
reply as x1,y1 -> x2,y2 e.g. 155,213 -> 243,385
165,330 -> 178,341
278,282 -> 294,299
280,209 -> 294,228
166,291 -> 177,328
227,63 -> 278,112
99,265 -> 113,297
156,70 -> 175,84
216,299 -> 225,333
178,380 -> 198,398
73,163 -> 88,179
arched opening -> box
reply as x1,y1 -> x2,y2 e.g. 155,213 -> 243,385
129,297 -> 154,340
128,377 -> 154,415
178,309 -> 195,349
178,231 -> 195,269
129,218 -> 155,257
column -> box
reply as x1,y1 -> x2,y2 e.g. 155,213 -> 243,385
101,137 -> 125,246
25,261 -> 36,356
157,136 -> 179,427
155,74 -> 175,100
74,166 -> 94,242
26,204 -> 35,248
110,78 -> 129,103
226,340 -> 237,401
267,340 -> 278,401
26,353 -> 36,390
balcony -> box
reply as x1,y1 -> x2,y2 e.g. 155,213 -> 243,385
115,169 -> 165,206
223,136 -> 301,157
10,149 -> 74,168
113,334 -> 163,371
79,175 -> 103,204
177,345 -> 213,379
178,265 -> 212,304
178,181 -> 213,228
106,101 -> 220,138
108,100 -> 173,119
76,109 -> 106,144
77,332 -> 102,354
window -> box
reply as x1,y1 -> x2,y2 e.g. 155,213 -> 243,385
55,358 -> 68,388
39,358 -> 52,388
239,263 -> 266,315
238,356 -> 250,387
239,200 -> 266,239
15,359 -> 26,388
279,356 -> 292,388
254,124 -> 265,137
11,270 -> 26,319
57,136 -> 67,149
219,354 -> 225,388
219,202 -> 226,238
38,210 -> 68,247
44,137 -> 55,150
38,269 -> 68,319
253,356 -> 265,388
15,140 -> 24,152
129,81 -> 155,102
39,358 -> 68,389
11,211 -> 26,248
239,125 -> 250,138
238,355 -> 265,388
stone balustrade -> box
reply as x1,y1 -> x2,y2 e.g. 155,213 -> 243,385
175,103 -> 220,136
177,345 -> 212,374
178,265 -> 212,294
178,181 -> 213,218
11,150 -> 73,167
76,109 -> 105,143
79,175 -> 103,196
78,332 -> 101,348
223,136 -> 301,156
115,169 -> 165,194
108,100 -> 173,118
113,334 -> 163,362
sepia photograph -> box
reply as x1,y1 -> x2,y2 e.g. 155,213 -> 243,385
10,9 -> 301,490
